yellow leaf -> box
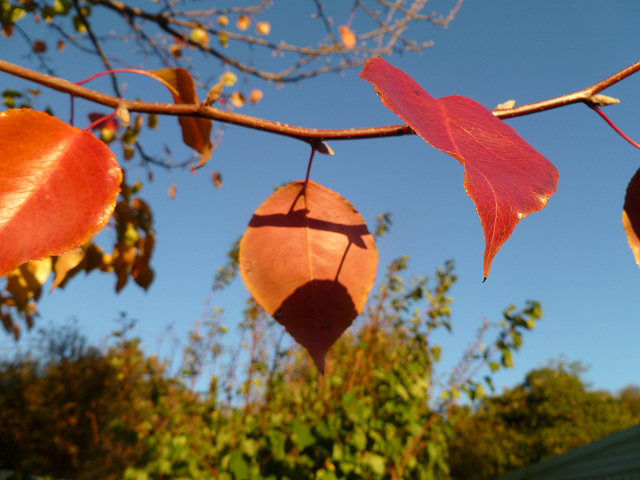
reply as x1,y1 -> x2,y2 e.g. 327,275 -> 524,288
230,91 -> 245,108
51,248 -> 84,291
220,71 -> 237,87
190,27 -> 209,47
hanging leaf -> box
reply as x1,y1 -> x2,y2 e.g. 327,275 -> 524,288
239,181 -> 378,372
360,58 -> 559,279
0,109 -> 122,277
148,68 -> 213,167
623,167 -> 640,268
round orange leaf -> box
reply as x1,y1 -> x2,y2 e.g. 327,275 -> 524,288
0,109 -> 122,277
239,181 -> 378,372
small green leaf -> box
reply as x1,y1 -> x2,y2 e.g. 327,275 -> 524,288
291,420 -> 315,450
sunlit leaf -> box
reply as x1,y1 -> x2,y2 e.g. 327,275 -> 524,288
249,89 -> 263,105
230,91 -> 245,108
149,68 -> 213,167
0,109 -> 122,277
256,21 -> 270,35
189,27 -> 209,47
361,58 -> 559,279
236,15 -> 250,31
339,25 -> 356,49
239,181 -> 378,372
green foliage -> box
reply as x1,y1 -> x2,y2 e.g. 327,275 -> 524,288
0,257 -> 549,479
447,360 -> 640,480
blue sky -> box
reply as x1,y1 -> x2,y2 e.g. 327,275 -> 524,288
1,1 -> 639,395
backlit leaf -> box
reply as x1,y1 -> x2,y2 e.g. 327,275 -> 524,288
622,167 -> 640,268
339,25 -> 356,49
256,21 -> 270,35
236,15 -> 250,31
361,58 -> 559,279
148,68 -> 213,167
0,109 -> 122,277
239,181 -> 378,372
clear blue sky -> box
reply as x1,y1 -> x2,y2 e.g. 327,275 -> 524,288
1,1 -> 639,395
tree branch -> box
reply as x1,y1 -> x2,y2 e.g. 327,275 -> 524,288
0,58 -> 639,147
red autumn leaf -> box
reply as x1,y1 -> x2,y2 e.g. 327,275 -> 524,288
88,112 -> 119,131
623,167 -> 640,268
360,58 -> 559,279
239,181 -> 378,372
0,109 -> 122,277
148,68 -> 213,167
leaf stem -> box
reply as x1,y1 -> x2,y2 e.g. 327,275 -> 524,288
589,106 -> 640,151
305,147 -> 316,185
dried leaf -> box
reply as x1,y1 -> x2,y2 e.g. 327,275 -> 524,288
361,59 -> 558,279
212,171 -> 222,188
168,183 -> 177,199
239,181 -> 378,372
149,68 -> 213,167
51,248 -> 85,291
32,40 -> 47,53
0,109 -> 122,277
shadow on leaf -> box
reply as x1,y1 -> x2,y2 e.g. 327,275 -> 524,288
273,279 -> 357,373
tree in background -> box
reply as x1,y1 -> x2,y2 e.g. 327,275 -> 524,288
447,361 -> 640,480
0,254 -> 544,479
1,1 -> 640,374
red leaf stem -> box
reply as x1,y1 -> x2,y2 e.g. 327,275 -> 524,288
590,106 -> 640,151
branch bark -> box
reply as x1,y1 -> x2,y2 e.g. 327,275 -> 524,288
0,58 -> 639,146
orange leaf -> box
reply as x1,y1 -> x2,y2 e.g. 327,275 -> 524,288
339,25 -> 356,49
623,167 -> 640,268
256,21 -> 271,35
212,171 -> 222,188
237,15 -> 251,31
249,89 -> 263,105
0,109 -> 122,277
149,68 -> 213,167
239,181 -> 378,372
